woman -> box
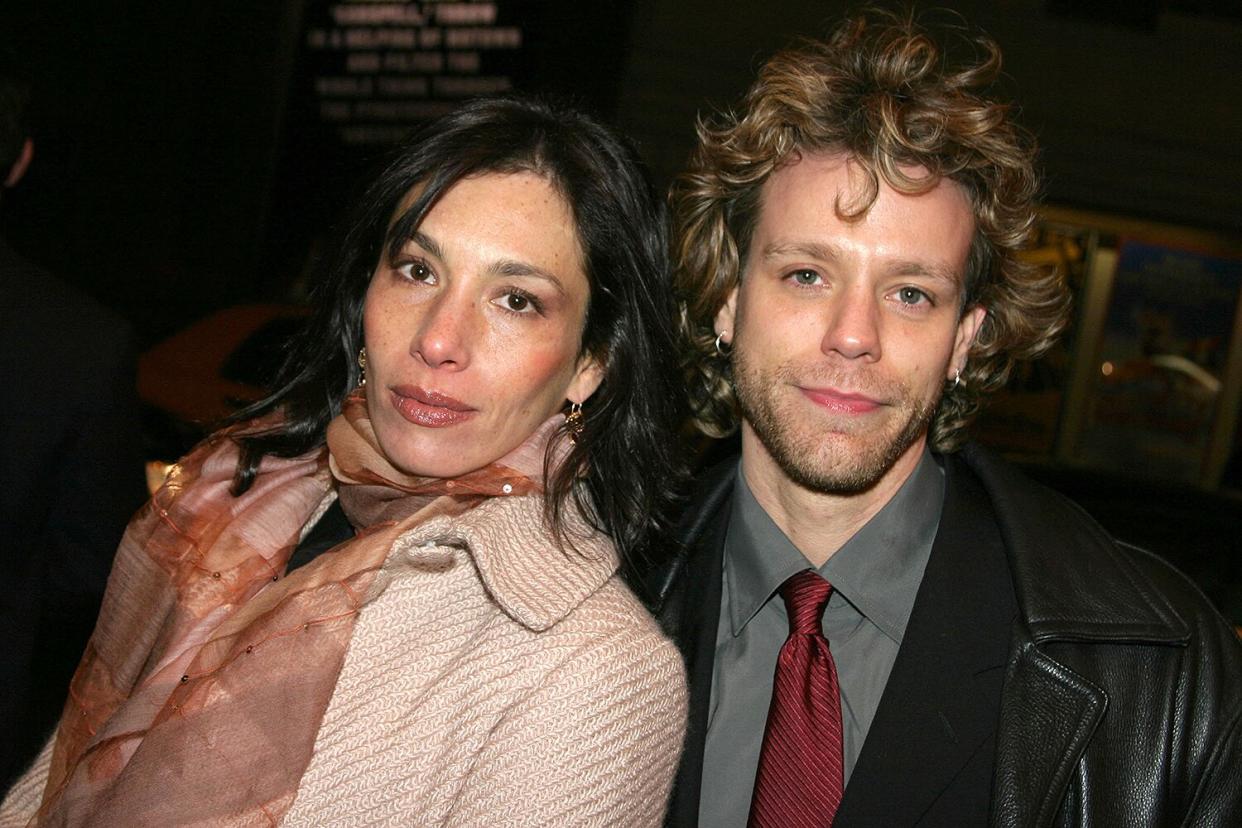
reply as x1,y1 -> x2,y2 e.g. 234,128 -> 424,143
2,96 -> 687,826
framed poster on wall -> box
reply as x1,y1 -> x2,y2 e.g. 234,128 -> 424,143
1075,240 -> 1242,483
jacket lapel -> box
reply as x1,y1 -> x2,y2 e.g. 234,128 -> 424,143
989,639 -> 1106,828
958,444 -> 1176,828
836,455 -> 1016,825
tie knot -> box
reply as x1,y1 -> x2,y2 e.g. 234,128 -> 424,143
779,570 -> 832,635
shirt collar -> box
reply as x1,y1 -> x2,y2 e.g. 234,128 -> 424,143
724,448 -> 943,643
823,449 -> 943,642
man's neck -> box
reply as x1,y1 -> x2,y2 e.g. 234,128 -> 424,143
739,431 -> 928,568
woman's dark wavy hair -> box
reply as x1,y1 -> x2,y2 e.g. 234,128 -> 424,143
230,95 -> 686,566
672,6 -> 1070,450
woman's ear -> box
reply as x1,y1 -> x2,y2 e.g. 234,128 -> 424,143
566,353 -> 605,405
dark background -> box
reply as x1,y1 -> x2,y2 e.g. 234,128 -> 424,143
0,0 -> 634,344
3,0 -> 1240,345
2,1 -> 1240,618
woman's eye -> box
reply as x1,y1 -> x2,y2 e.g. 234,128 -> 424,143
495,291 -> 541,314
397,259 -> 435,283
789,269 -> 822,286
896,286 -> 930,305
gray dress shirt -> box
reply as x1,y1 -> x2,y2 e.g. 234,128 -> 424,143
698,449 -> 944,827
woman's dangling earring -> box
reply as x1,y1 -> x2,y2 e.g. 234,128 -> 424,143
566,401 -> 584,444
358,347 -> 368,387
714,331 -> 731,357
951,367 -> 962,390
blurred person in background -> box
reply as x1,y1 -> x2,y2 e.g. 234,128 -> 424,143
0,58 -> 145,792
632,8 -> 1242,826
2,94 -> 687,826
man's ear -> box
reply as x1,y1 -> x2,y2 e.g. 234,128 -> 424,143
713,285 -> 740,347
4,138 -> 33,189
566,352 -> 606,406
950,304 -> 987,378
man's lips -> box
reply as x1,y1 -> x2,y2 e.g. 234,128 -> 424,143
390,386 -> 477,427
799,387 -> 883,414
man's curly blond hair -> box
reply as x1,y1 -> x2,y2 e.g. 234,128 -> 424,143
672,7 -> 1070,451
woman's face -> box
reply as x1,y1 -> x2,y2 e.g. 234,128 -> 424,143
362,171 -> 604,478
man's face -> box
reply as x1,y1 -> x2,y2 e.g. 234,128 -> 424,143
717,152 -> 985,495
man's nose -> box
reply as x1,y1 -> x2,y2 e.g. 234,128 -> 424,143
820,284 -> 881,361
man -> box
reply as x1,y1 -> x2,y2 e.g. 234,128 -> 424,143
0,63 -> 145,789
634,9 -> 1242,826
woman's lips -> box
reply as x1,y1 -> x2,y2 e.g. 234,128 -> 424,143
390,386 -> 477,427
799,387 -> 882,414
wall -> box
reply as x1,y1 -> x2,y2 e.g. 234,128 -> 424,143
615,0 -> 1242,234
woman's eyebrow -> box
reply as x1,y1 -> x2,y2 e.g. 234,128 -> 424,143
401,229 -> 569,297
403,230 -> 445,261
489,259 -> 568,296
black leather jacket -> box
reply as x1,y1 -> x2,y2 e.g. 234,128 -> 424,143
632,444 -> 1242,826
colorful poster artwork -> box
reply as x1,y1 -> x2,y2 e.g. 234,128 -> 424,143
1079,240 -> 1242,482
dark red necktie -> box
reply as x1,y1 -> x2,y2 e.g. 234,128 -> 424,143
748,570 -> 844,828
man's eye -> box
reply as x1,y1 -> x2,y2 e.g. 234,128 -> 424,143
897,286 -> 929,305
789,269 -> 821,286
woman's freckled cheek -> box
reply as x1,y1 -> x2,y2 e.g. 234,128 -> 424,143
513,349 -> 566,386
501,347 -> 574,413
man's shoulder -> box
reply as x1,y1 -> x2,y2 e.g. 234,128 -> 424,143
950,443 -> 1239,654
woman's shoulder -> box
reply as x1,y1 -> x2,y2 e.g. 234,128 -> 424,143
569,573 -> 680,640
542,574 -> 687,687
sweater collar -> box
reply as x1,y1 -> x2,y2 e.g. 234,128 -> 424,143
391,493 -> 619,631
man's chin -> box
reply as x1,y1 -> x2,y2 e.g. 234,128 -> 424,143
773,442 -> 901,496
747,413 -> 930,496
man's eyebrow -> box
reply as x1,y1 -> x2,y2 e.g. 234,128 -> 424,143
760,241 -> 841,263
762,241 -> 962,286
889,259 -> 961,285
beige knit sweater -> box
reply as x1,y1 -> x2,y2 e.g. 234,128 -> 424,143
1,493 -> 687,826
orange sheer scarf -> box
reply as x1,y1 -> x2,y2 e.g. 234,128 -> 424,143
31,391 -> 561,826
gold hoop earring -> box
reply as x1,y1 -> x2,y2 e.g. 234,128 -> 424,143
566,401 -> 584,444
358,347 -> 368,387
714,331 -> 731,357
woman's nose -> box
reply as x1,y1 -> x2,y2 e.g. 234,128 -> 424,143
410,291 -> 476,370
820,284 -> 881,361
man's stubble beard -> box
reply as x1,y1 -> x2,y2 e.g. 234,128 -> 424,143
731,345 -> 940,496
